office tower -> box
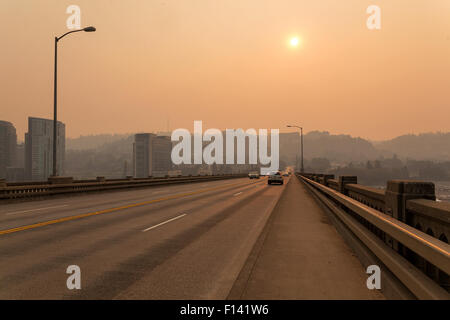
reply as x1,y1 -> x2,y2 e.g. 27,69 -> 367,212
15,142 -> 25,168
151,135 -> 172,177
133,133 -> 172,178
0,120 -> 17,179
133,133 -> 152,178
6,167 -> 25,182
25,117 -> 65,181
5,142 -> 25,183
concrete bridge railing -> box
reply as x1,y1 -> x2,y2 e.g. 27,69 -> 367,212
297,172 -> 450,300
0,174 -> 247,201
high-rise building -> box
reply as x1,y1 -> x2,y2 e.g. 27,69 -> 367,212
15,142 -> 25,168
151,135 -> 172,177
25,117 -> 65,181
133,133 -> 172,178
133,133 -> 152,178
6,167 -> 25,182
0,120 -> 17,179
5,142 -> 25,183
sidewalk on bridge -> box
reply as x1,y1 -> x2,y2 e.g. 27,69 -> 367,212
229,176 -> 385,299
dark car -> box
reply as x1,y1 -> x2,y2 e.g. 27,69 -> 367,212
268,171 -> 283,185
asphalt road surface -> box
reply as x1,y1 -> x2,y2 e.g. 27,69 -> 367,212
0,177 -> 287,299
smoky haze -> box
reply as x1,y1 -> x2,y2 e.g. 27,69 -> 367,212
1,0 -> 450,141
63,131 -> 450,180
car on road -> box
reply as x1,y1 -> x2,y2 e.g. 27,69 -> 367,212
268,171 -> 283,185
248,171 -> 260,179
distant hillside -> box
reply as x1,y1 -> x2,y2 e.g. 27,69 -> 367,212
303,131 -> 380,163
66,134 -> 132,151
65,135 -> 134,179
375,132 -> 450,161
63,131 -> 450,178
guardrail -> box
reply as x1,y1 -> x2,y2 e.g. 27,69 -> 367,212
0,174 -> 247,201
297,172 -> 450,300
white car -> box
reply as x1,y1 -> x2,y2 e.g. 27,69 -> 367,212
268,171 -> 283,185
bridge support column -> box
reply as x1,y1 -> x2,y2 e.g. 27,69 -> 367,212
338,176 -> 357,195
385,180 -> 435,252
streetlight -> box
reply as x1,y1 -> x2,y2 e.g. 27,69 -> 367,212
52,26 -> 96,177
287,125 -> 304,173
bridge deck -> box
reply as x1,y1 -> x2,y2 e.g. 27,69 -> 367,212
230,176 -> 385,299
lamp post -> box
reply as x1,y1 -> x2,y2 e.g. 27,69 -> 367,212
52,26 -> 96,177
287,125 -> 304,173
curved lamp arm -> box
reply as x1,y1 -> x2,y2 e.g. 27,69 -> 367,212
56,26 -> 96,42
286,125 -> 302,130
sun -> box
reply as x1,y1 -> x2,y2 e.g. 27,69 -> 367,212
290,37 -> 300,47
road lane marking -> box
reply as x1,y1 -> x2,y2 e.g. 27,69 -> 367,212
5,205 -> 69,216
233,192 -> 243,197
142,214 -> 187,232
0,179 -> 261,236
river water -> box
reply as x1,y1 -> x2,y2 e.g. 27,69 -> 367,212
435,181 -> 450,202
368,181 -> 450,202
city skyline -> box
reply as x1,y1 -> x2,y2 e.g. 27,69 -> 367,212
1,1 -> 449,140
7,116 -> 450,144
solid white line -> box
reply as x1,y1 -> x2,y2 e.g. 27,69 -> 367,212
5,204 -> 69,216
233,192 -> 243,196
142,214 -> 187,232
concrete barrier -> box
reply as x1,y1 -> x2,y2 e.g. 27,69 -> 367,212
297,172 -> 450,299
0,174 -> 247,201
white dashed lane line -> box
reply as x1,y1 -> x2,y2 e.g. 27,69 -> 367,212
142,214 -> 187,232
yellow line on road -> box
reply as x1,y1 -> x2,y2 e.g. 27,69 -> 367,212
0,179 -> 262,236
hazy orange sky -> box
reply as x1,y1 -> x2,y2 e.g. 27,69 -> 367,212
1,0 -> 449,140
